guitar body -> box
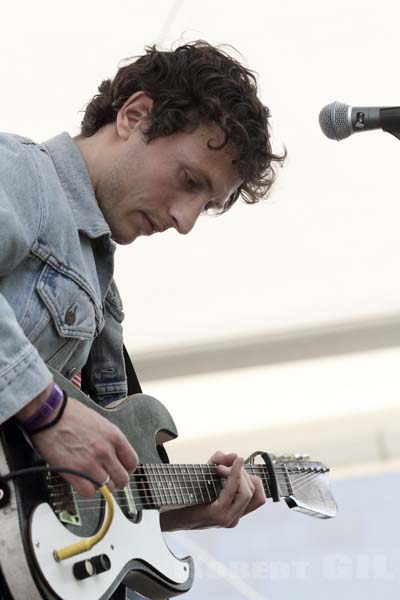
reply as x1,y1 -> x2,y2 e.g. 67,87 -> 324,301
0,372 -> 194,600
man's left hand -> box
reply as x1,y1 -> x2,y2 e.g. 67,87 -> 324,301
160,451 -> 267,532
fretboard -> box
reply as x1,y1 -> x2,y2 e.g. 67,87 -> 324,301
48,462 -> 293,518
133,463 -> 292,510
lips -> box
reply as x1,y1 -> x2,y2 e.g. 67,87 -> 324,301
141,212 -> 156,235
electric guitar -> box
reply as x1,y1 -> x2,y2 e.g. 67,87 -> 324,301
0,370 -> 337,600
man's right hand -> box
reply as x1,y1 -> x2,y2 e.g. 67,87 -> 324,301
21,391 -> 138,497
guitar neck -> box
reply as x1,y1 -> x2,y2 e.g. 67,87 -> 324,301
133,463 -> 291,510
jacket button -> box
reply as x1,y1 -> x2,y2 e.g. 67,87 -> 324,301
65,306 -> 76,326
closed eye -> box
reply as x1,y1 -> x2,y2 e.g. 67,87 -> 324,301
185,172 -> 199,191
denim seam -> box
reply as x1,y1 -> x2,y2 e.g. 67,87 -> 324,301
22,143 -> 48,241
0,344 -> 39,382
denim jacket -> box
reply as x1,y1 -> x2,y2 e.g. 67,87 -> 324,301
0,131 -> 128,423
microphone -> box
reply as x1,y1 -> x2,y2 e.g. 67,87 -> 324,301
319,101 -> 400,141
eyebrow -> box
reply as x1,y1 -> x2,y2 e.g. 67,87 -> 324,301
196,169 -> 237,211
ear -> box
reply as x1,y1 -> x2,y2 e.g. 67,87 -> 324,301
116,91 -> 154,140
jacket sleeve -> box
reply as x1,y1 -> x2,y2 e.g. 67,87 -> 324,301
0,135 -> 52,423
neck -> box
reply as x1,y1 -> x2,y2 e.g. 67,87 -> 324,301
130,463 -> 292,510
73,128 -> 115,194
48,462 -> 293,519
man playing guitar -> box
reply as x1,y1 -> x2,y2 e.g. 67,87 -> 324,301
0,41 -> 284,598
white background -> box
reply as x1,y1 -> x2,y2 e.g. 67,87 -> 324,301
1,0 -> 400,435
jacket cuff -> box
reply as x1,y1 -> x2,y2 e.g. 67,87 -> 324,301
0,346 -> 53,424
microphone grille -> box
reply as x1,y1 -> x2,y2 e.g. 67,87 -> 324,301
319,101 -> 352,140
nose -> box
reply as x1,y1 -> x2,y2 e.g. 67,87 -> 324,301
169,197 -> 205,235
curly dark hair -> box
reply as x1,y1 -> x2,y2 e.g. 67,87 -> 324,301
80,41 -> 285,213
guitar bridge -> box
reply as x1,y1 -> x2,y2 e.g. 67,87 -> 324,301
47,472 -> 82,527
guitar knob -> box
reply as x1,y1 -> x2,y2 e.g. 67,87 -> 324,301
91,554 -> 111,574
73,559 -> 95,580
73,554 -> 111,580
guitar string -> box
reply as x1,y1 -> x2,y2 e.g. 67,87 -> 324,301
46,472 -> 282,495
46,463 -> 303,475
48,475 -> 272,498
46,470 -> 274,493
46,467 -> 320,493
52,478 -> 319,514
289,472 -> 323,492
46,470 -> 321,498
45,465 -> 303,491
47,463 -> 324,494
51,483 -> 320,514
48,472 -> 320,512
49,474 -> 276,510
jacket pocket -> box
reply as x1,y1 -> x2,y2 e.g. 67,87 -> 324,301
35,263 -> 99,339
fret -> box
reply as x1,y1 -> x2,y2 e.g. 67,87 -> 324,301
172,465 -> 183,504
194,463 -> 206,504
170,465 -> 179,506
245,464 -> 272,499
167,465 -> 178,507
209,465 -> 219,502
201,464 -> 213,503
144,465 -> 153,507
181,465 -> 192,505
156,463 -> 167,507
172,464 -> 183,506
162,465 -> 173,507
176,464 -> 186,506
157,464 -> 166,507
150,464 -> 161,508
184,465 -> 193,504
278,463 -> 293,497
189,465 -> 199,504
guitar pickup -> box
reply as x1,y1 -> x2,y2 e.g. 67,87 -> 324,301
122,484 -> 138,520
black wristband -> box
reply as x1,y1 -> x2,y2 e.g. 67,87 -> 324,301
28,390 -> 68,435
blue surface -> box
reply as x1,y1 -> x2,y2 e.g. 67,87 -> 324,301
164,471 -> 400,599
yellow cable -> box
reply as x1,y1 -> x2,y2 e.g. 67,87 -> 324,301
53,485 -> 114,562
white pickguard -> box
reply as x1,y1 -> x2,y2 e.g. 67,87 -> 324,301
30,499 -> 189,600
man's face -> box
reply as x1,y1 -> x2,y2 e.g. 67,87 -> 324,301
98,122 -> 242,244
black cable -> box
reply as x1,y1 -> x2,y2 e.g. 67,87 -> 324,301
0,466 -> 103,508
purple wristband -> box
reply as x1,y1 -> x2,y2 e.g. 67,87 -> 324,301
18,383 -> 63,431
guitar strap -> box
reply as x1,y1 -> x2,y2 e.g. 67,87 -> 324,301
81,345 -> 142,398
123,346 -> 142,395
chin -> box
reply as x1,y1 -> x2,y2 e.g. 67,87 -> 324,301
111,232 -> 140,245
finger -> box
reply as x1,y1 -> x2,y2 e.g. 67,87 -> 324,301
241,475 -> 267,516
208,451 -> 238,467
217,456 -> 244,505
221,470 -> 255,526
102,453 -> 130,490
98,472 -> 116,493
60,473 -> 97,498
115,433 -> 139,473
60,465 -> 116,497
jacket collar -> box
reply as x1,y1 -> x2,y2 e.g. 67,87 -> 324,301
42,132 -> 111,239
